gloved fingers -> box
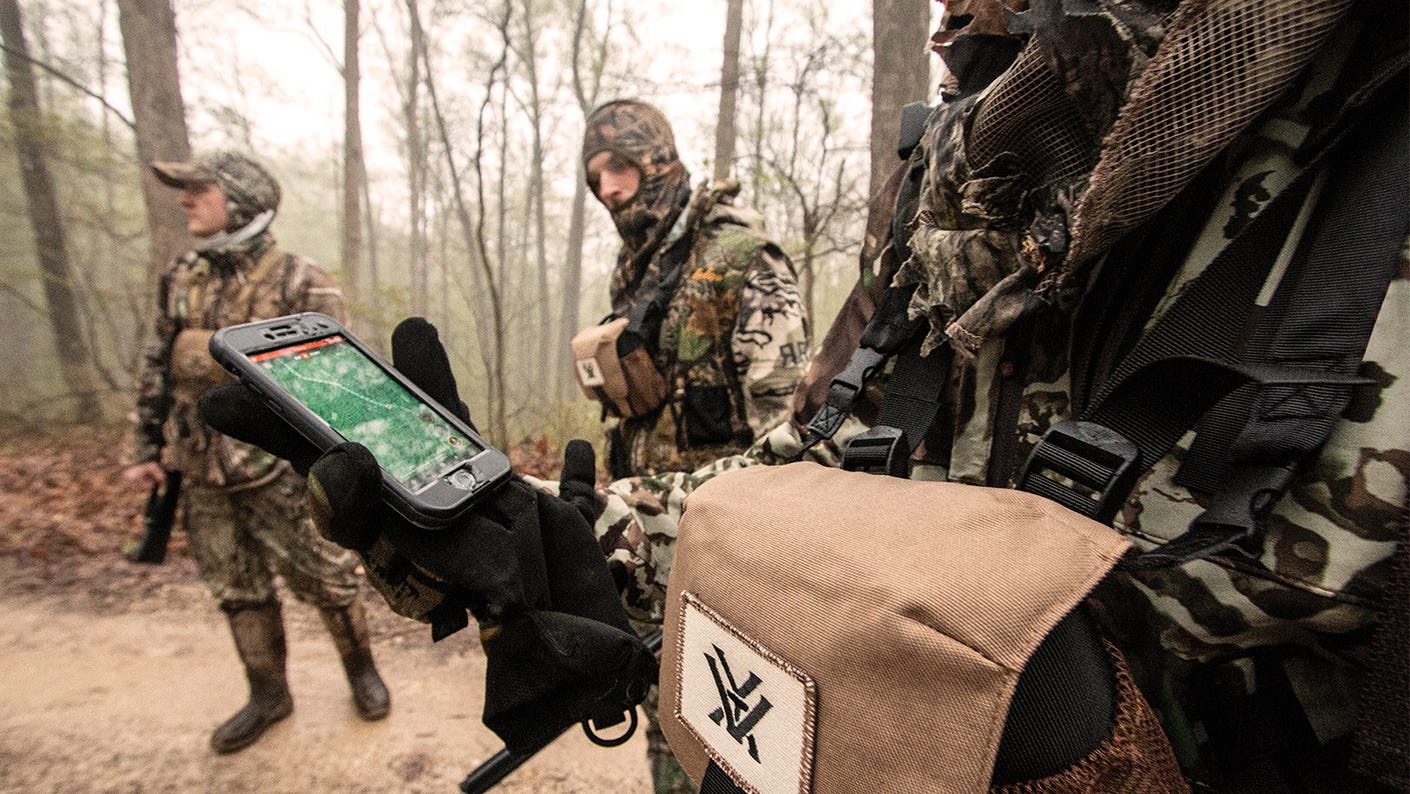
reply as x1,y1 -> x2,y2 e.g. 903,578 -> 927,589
481,610 -> 658,754
378,478 -> 545,616
536,488 -> 634,633
389,317 -> 475,429
557,439 -> 603,523
198,382 -> 321,473
306,441 -> 384,551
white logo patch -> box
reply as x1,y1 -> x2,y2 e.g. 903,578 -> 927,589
675,592 -> 816,794
575,357 -> 605,386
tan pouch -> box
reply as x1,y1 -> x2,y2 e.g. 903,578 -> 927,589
571,317 -> 668,418
660,462 -> 1132,794
170,329 -> 233,403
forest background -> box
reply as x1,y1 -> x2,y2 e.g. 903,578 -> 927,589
0,0 -> 940,454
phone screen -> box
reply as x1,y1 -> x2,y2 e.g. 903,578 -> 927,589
251,335 -> 484,493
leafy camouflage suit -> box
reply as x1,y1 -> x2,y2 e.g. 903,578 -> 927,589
128,160 -> 358,611
126,151 -> 388,752
582,100 -> 810,793
577,4 -> 1408,792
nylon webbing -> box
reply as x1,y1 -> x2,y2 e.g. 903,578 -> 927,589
793,282 -> 925,459
1081,84 -> 1408,567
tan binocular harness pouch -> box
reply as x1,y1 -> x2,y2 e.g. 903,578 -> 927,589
570,317 -> 669,418
660,462 -> 1131,794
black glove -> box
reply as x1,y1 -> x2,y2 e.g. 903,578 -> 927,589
200,317 -> 656,753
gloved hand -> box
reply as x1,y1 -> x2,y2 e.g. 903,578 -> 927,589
199,317 -> 656,753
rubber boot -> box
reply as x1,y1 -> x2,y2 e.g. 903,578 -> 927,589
320,599 -> 391,721
211,600 -> 294,754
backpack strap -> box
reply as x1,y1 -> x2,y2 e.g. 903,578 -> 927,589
1022,78 -> 1408,567
180,245 -> 286,330
234,245 -> 287,323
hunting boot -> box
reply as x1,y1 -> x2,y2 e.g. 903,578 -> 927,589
319,599 -> 391,721
211,600 -> 294,754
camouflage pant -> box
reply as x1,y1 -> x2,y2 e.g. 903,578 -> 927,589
642,684 -> 699,794
182,467 -> 359,609
632,618 -> 698,794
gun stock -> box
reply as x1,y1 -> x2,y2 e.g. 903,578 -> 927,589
131,470 -> 181,564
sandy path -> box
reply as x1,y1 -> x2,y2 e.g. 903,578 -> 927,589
0,578 -> 651,793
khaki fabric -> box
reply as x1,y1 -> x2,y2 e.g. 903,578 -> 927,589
659,463 -> 1131,794
571,317 -> 668,418
169,329 -> 232,406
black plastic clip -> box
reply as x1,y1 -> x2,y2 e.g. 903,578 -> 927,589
793,347 -> 888,460
841,425 -> 909,479
1017,420 -> 1140,524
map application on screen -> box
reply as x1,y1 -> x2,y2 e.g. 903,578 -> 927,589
252,336 -> 483,493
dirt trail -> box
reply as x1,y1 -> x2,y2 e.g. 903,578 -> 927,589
0,574 -> 650,794
0,423 -> 651,793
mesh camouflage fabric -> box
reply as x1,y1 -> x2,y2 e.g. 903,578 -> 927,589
152,150 -> 282,231
583,99 -> 694,312
898,0 -> 1355,359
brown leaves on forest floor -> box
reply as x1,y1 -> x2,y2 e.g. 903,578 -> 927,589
0,420 -> 570,613
0,420 -> 186,610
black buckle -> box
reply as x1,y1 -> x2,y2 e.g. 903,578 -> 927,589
804,348 -> 887,441
1017,420 -> 1140,523
1124,463 -> 1295,569
841,425 -> 909,478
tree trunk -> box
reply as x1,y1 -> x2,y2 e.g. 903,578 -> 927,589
403,0 -> 427,317
713,0 -> 743,182
515,0 -> 551,393
341,0 -> 364,322
1,0 -> 103,418
115,0 -> 191,277
411,0 -> 510,444
558,0 -> 614,399
869,0 -> 930,199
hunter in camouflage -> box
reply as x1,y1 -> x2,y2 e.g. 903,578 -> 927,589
583,100 -> 811,479
581,99 -> 810,794
122,150 -> 391,754
576,2 -> 1407,791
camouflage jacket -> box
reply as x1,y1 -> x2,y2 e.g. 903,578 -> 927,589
612,182 -> 811,477
578,9 -> 1407,757
125,232 -> 345,488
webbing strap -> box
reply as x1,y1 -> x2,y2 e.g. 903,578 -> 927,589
617,235 -> 691,360
793,282 -> 925,460
235,246 -> 286,320
184,245 -> 285,330
1071,85 -> 1408,567
699,762 -> 746,794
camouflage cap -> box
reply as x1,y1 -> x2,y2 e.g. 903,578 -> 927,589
152,150 -> 282,230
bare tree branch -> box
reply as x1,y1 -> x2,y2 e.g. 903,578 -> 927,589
0,41 -> 135,129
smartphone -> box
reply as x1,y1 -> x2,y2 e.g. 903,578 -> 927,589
209,312 -> 512,527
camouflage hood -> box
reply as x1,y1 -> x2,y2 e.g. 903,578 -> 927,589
583,99 -> 694,312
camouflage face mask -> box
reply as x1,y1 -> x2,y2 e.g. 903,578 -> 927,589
583,99 -> 693,312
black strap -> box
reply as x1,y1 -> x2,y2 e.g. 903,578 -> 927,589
1057,81 -> 1409,567
616,218 -> 696,361
700,761 -> 747,794
793,282 -> 925,459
